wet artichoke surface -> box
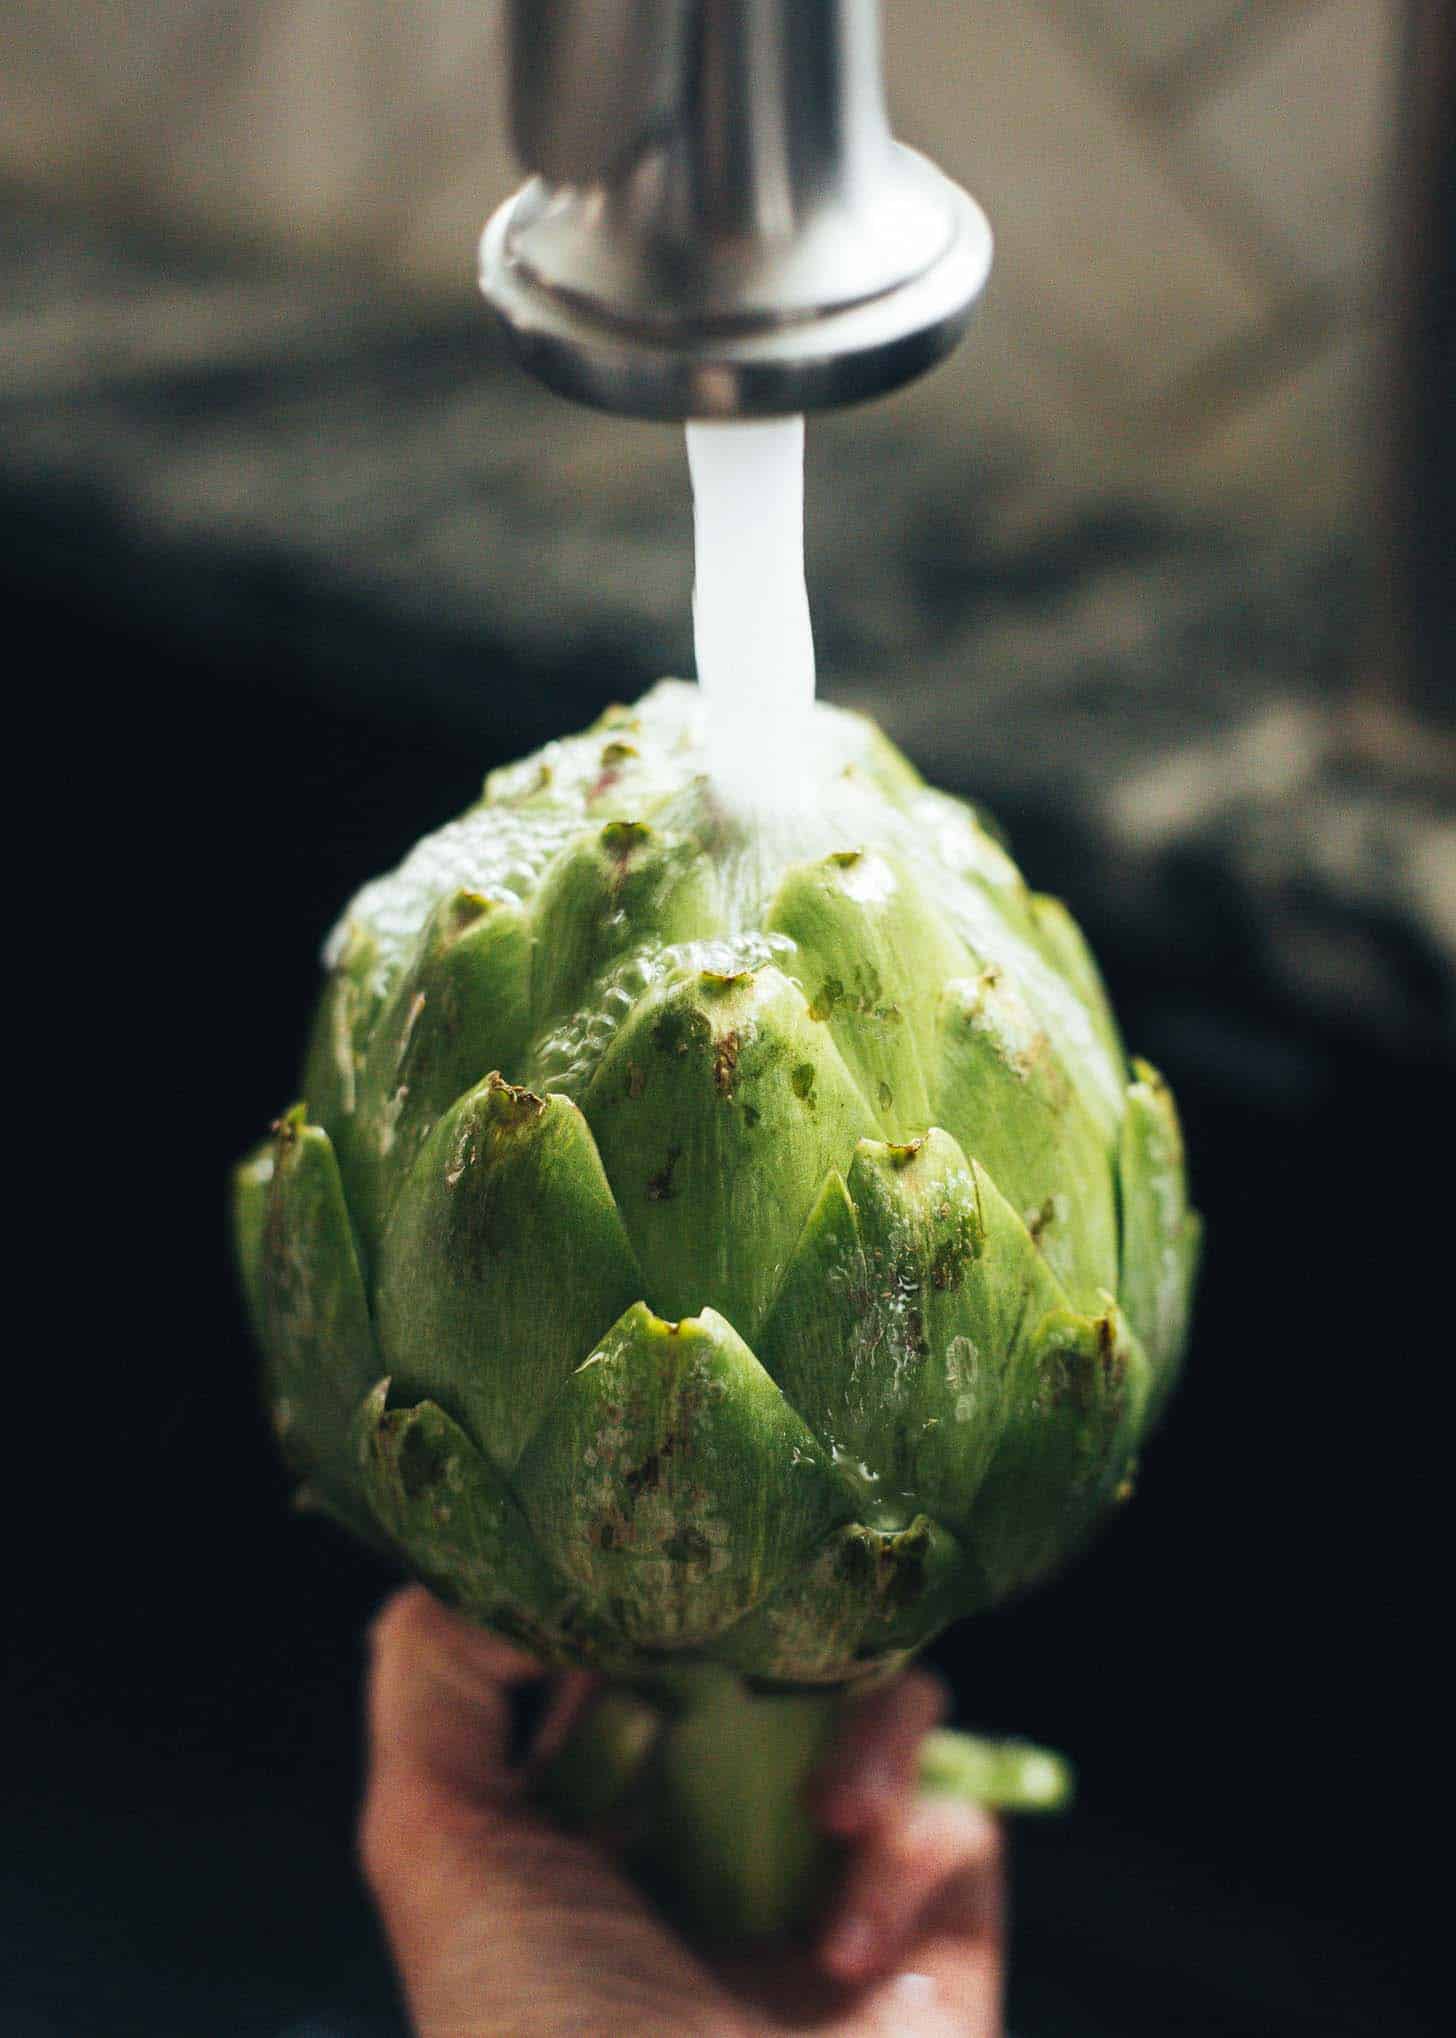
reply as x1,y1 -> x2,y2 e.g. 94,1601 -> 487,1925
235,682 -> 1198,1690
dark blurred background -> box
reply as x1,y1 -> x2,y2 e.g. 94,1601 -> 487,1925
4,3 -> 1450,2034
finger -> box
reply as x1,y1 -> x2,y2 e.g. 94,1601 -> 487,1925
811,1669 -> 949,1836
845,1931 -> 1003,2038
364,1584 -> 547,1810
819,1793 -> 1001,1989
359,1589 -> 745,2037
856,1849 -> 1005,2038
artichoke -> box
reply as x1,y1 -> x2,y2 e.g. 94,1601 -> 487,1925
234,681 -> 1197,1935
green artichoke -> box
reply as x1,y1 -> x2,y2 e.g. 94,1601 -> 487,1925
234,680 -> 1197,1934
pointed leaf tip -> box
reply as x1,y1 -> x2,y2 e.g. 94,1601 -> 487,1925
248,1116 -> 382,1523
758,1132 -> 1061,1542
517,1302 -> 850,1649
582,966 -> 872,1338
354,1385 -> 578,1646
716,1514 -> 969,1685
374,1077 -> 644,1469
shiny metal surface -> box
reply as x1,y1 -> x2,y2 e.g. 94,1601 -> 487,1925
480,0 -> 993,417
506,0 -> 682,189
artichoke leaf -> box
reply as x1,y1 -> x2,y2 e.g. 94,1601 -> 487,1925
328,798 -> 579,972
300,919 -> 388,1237
375,1073 -> 645,1471
237,1107 -> 382,1526
1027,893 -> 1125,1075
965,1299 -> 1153,1601
353,1383 -> 587,1656
485,689 -> 695,814
902,788 -> 1038,926
1118,1058 -> 1199,1412
837,707 -> 927,810
527,818 -> 717,1033
757,1133 -> 1067,1541
935,970 -> 1119,1311
349,888 -> 533,1252
714,1514 -> 967,1687
231,1142 -> 273,1355
515,1303 -> 854,1650
767,849 -> 971,1141
582,965 -> 873,1340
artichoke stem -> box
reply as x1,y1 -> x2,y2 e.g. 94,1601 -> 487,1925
543,1670 -> 844,1945
539,1676 -> 1075,1945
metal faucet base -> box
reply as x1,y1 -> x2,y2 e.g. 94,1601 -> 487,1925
480,151 -> 993,419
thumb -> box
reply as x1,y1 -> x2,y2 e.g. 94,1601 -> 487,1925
359,1587 -> 743,2038
363,1582 -> 577,1814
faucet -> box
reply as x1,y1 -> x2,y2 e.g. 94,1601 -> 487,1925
479,0 -> 993,418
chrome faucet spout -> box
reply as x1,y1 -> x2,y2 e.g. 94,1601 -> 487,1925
481,0 -> 992,418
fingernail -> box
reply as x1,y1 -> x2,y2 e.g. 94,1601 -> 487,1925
823,1912 -> 877,1979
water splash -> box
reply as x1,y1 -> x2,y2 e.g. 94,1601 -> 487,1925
686,417 -> 817,813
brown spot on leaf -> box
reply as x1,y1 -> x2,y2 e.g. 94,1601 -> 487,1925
835,1532 -> 876,1590
653,1004 -> 711,1057
1025,1195 -> 1057,1245
881,1523 -> 931,1612
809,978 -> 844,1022
394,1420 -> 447,1503
647,1146 -> 682,1201
1043,1319 -> 1124,1416
713,1030 -> 740,1097
624,1437 -> 676,1498
662,1526 -> 712,1567
626,1061 -> 647,1100
600,819 -> 651,862
270,1104 -> 305,1153
484,1074 -> 549,1129
443,890 -> 491,939
930,1222 -> 974,1290
1095,1313 -> 1127,1392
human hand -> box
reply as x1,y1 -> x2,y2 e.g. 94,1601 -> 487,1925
361,1587 -> 1003,2036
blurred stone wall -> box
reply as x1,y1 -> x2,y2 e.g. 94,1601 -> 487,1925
1,0 -> 1398,534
